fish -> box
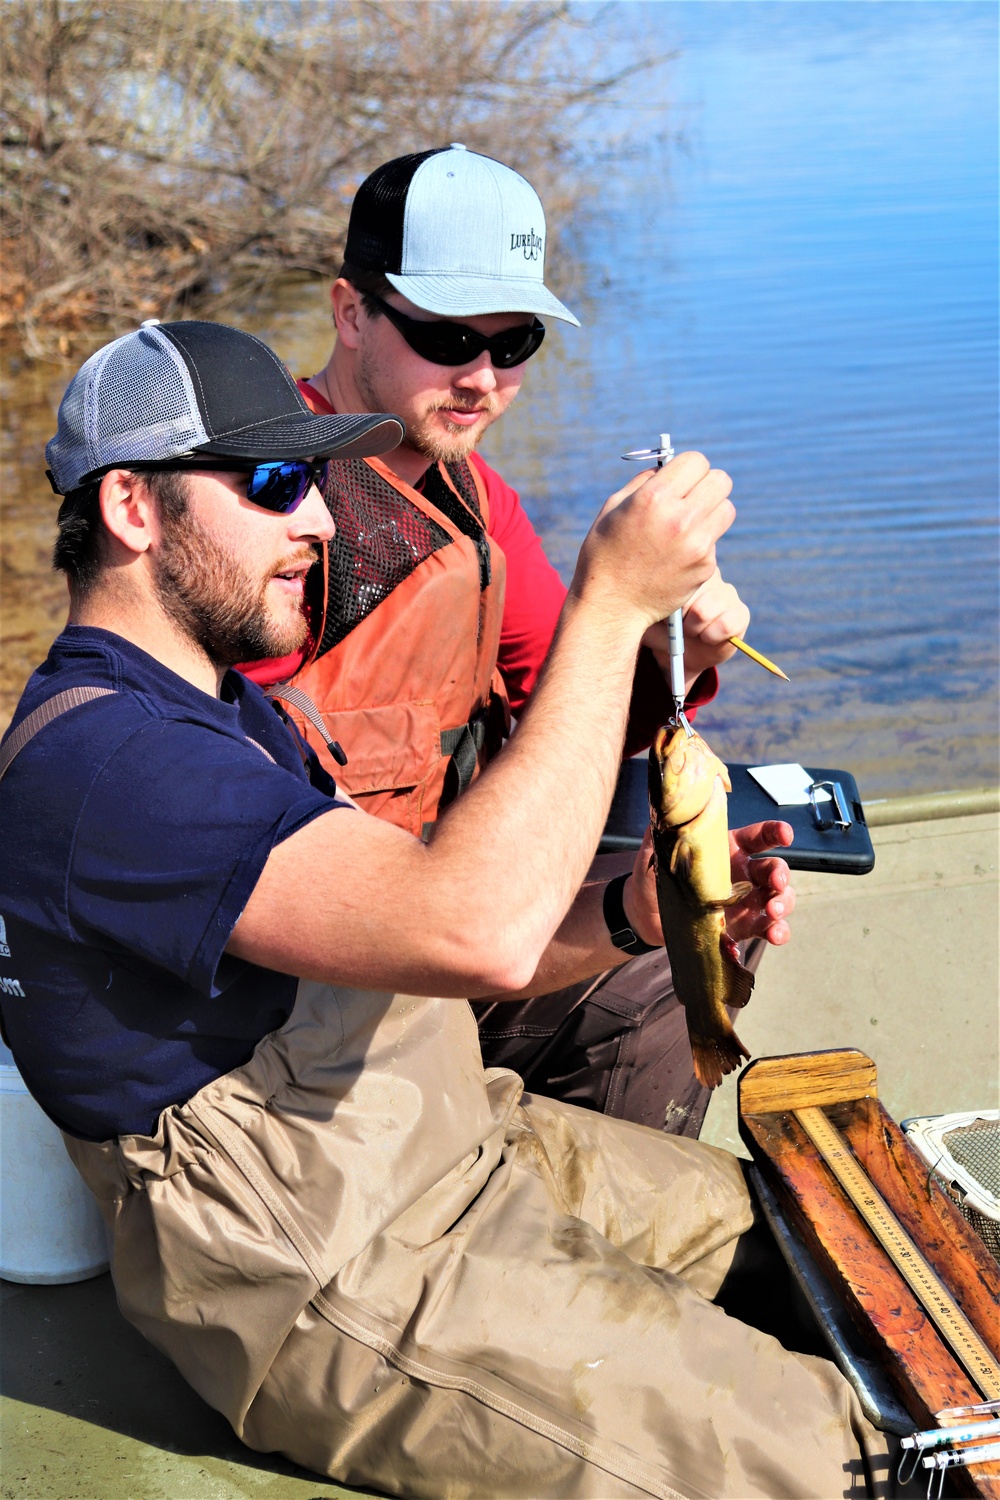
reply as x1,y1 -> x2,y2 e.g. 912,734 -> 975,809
647,724 -> 755,1089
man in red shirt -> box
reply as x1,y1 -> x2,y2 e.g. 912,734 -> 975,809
244,145 -> 792,1137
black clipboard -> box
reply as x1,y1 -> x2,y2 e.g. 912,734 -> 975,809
726,764 -> 874,874
599,758 -> 875,875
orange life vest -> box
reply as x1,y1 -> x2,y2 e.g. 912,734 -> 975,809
277,451 -> 509,837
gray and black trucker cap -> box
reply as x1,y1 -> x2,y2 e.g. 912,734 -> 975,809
46,319 -> 404,495
345,144 -> 580,326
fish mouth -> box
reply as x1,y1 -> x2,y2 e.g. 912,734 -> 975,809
650,724 -> 729,825
652,725 -> 673,757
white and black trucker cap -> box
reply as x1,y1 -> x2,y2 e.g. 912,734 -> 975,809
46,320 -> 404,495
344,144 -> 580,326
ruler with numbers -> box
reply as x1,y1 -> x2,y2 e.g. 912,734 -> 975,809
795,1105 -> 1000,1401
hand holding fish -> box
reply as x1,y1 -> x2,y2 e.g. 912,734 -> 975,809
623,820 -> 796,950
570,451 -> 735,631
725,822 -> 795,945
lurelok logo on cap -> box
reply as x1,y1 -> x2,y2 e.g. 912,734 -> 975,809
510,228 -> 543,262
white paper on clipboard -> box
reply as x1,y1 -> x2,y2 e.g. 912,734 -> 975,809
747,763 -> 832,806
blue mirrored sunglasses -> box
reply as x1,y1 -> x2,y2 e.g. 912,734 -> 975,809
120,458 -> 329,514
243,460 -> 329,513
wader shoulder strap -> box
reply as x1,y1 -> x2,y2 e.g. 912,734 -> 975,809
266,681 -> 348,767
0,687 -> 115,782
0,684 -> 284,780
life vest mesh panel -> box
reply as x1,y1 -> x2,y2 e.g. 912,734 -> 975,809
422,460 -> 491,590
318,459 -> 452,656
443,458 -> 484,522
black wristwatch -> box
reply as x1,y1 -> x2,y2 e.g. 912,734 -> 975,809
602,873 -> 660,956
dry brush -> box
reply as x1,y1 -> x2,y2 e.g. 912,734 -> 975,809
1,0 -> 663,356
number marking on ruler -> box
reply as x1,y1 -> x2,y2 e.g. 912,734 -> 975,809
794,1105 -> 1000,1400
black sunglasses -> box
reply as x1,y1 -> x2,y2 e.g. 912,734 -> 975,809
118,459 -> 329,515
368,294 -> 545,369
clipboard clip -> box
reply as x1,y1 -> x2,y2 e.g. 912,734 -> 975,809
809,779 -> 853,830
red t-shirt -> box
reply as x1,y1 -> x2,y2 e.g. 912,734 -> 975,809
239,379 -> 717,752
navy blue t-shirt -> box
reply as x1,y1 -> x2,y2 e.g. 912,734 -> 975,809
0,627 -> 349,1141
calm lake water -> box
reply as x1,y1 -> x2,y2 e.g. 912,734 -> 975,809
2,1 -> 997,798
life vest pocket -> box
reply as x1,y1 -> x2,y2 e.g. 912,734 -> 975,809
318,700 -> 441,795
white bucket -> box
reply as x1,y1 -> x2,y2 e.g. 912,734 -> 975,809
0,1040 -> 109,1283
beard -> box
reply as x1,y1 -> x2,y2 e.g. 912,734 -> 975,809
410,396 -> 502,464
355,357 -> 501,465
153,511 -> 315,668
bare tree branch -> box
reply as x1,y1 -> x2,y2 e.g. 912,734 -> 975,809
0,0 -> 667,356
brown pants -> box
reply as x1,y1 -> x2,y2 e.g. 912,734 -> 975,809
473,941 -> 765,1137
66,981 -> 888,1499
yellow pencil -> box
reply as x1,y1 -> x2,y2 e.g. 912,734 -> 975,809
729,637 -> 789,681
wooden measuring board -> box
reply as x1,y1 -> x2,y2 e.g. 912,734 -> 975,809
739,1050 -> 1000,1499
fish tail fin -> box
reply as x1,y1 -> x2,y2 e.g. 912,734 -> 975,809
689,941 -> 754,1088
690,1026 -> 751,1089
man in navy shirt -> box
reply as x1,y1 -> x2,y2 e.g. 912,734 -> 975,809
0,321 -> 884,1499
